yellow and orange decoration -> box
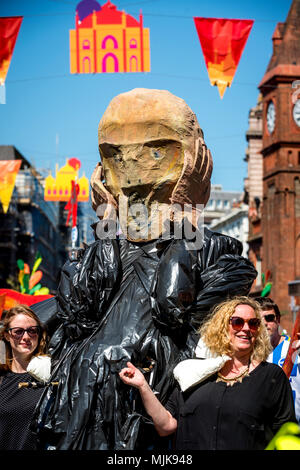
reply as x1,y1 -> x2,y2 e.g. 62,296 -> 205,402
194,17 -> 254,98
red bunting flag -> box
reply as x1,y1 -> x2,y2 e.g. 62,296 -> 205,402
0,16 -> 23,85
194,17 -> 254,98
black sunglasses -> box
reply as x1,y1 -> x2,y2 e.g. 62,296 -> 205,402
229,316 -> 261,332
263,314 -> 276,323
7,326 -> 40,339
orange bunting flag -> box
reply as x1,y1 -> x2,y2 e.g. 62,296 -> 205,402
194,17 -> 254,98
0,16 -> 23,86
0,159 -> 22,213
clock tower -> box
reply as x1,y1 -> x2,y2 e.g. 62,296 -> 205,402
258,0 -> 300,318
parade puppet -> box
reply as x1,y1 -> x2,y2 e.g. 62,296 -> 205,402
32,89 -> 257,450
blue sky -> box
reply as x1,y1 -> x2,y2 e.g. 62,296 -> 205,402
0,0 -> 291,192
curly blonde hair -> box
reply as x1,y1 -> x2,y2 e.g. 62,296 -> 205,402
0,304 -> 48,371
199,296 -> 272,362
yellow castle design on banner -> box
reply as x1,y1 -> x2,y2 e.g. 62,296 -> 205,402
44,158 -> 89,202
70,0 -> 150,74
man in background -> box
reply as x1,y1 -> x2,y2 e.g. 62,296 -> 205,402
255,297 -> 300,423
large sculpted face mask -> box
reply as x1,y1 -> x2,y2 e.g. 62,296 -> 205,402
91,88 -> 213,242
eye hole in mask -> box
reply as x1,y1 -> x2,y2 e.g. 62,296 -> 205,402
114,154 -> 122,163
153,150 -> 162,159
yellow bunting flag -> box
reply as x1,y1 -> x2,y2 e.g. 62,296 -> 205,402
0,159 -> 22,213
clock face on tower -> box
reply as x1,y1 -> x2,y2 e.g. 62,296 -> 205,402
293,99 -> 300,127
266,101 -> 276,134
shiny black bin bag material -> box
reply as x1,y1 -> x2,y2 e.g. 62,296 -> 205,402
31,226 -> 257,450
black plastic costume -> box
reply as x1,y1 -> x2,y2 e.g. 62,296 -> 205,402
31,226 -> 257,450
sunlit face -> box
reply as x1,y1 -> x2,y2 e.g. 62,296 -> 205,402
95,88 -> 211,241
228,304 -> 259,357
98,94 -> 186,208
261,309 -> 279,338
98,90 -> 194,239
4,314 -> 39,362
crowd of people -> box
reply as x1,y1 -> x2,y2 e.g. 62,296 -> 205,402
0,295 -> 299,451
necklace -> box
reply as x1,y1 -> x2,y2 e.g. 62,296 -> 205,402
216,364 -> 250,386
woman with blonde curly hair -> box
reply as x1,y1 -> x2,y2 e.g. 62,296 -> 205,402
199,296 -> 272,364
119,296 -> 297,450
0,305 -> 49,450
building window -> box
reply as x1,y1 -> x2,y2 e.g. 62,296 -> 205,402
129,55 -> 138,72
268,184 -> 275,220
129,39 -> 137,48
102,35 -> 118,49
82,39 -> 90,50
82,56 -> 91,73
102,53 -> 118,73
284,188 -> 289,217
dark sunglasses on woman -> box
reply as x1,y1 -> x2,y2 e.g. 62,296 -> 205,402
229,316 -> 261,332
7,326 -> 40,339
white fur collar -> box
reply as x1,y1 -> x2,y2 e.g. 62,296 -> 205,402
173,338 -> 231,392
26,355 -> 51,383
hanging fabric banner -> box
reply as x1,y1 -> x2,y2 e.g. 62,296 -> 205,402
44,157 -> 89,202
69,0 -> 150,74
0,289 -> 53,318
0,159 -> 22,213
0,16 -> 23,103
194,17 -> 254,98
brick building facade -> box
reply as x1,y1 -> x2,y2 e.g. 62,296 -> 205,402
244,96 -> 263,293
258,0 -> 300,328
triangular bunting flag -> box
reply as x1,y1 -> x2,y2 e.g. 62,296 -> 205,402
194,17 -> 254,98
0,16 -> 23,85
0,160 -> 22,213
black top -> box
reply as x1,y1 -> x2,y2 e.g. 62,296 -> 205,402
0,370 -> 44,450
165,362 -> 297,450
